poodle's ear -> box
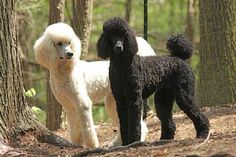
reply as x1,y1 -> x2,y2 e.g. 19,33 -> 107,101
124,30 -> 138,56
70,35 -> 81,59
33,35 -> 57,69
97,33 -> 112,59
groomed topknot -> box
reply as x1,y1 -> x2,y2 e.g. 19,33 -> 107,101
103,17 -> 130,35
166,34 -> 193,60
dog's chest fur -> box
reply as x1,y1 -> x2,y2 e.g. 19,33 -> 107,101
109,55 -> 142,95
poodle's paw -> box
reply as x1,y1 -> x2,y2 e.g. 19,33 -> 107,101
141,120 -> 148,141
111,133 -> 122,146
83,138 -> 99,148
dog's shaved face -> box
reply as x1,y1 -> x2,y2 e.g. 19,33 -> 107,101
54,40 -> 74,60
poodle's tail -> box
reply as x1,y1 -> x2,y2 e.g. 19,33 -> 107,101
166,34 -> 193,60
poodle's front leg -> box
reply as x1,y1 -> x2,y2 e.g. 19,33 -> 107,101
113,94 -> 129,145
72,92 -> 98,148
63,106 -> 83,145
127,96 -> 142,144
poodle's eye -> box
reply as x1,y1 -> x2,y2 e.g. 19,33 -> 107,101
57,42 -> 63,46
68,41 -> 71,45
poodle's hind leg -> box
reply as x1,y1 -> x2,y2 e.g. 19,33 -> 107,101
175,79 -> 210,138
64,106 -> 83,145
154,88 -> 176,140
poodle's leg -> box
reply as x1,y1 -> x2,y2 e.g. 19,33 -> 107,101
64,106 -> 83,145
104,93 -> 119,127
105,94 -> 148,146
127,96 -> 142,144
154,88 -> 176,139
113,93 -> 129,145
140,117 -> 148,142
104,94 -> 122,146
142,99 -> 150,120
72,92 -> 99,148
175,80 -> 210,138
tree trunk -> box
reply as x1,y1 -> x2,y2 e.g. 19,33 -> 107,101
198,0 -> 236,106
185,0 -> 194,43
0,2 -> 72,154
0,0 -> 41,140
46,0 -> 65,131
125,0 -> 132,23
72,0 -> 93,58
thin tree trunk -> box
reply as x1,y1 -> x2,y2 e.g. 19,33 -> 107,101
46,0 -> 65,131
185,0 -> 194,43
72,0 -> 93,58
198,0 -> 236,106
125,0 -> 132,23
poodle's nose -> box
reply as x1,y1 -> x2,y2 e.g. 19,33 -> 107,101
67,52 -> 74,57
115,41 -> 123,53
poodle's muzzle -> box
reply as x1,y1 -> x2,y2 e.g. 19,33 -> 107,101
55,42 -> 74,60
114,40 -> 124,54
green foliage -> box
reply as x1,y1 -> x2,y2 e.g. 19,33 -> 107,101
25,88 -> 36,97
31,106 -> 46,124
92,105 -> 109,122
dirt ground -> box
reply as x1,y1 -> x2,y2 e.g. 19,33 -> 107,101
6,104 -> 236,156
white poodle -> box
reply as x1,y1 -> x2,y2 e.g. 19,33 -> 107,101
34,23 -> 155,148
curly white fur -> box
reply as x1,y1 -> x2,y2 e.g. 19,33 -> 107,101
34,23 -> 155,148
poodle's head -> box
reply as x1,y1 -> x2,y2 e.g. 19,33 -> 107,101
97,17 -> 138,59
34,23 -> 81,69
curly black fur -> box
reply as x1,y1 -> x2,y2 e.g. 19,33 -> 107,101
97,17 -> 210,146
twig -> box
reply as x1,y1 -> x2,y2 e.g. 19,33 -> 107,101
194,130 -> 211,149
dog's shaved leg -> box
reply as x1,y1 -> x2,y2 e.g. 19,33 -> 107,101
64,106 -> 83,145
104,94 -> 122,146
75,95 -> 99,148
104,94 -> 119,127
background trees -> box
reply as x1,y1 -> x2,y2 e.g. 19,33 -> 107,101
72,0 -> 93,57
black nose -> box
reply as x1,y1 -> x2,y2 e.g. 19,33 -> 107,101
67,52 -> 73,57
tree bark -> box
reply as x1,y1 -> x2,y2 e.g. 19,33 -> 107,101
125,0 -> 132,23
72,0 -> 93,58
46,0 -> 65,131
198,0 -> 236,106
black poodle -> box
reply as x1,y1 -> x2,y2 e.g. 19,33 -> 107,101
97,17 -> 210,145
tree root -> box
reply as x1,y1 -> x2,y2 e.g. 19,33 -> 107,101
38,132 -> 78,148
73,140 -> 171,157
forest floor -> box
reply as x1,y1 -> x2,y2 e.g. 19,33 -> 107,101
7,104 -> 236,157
